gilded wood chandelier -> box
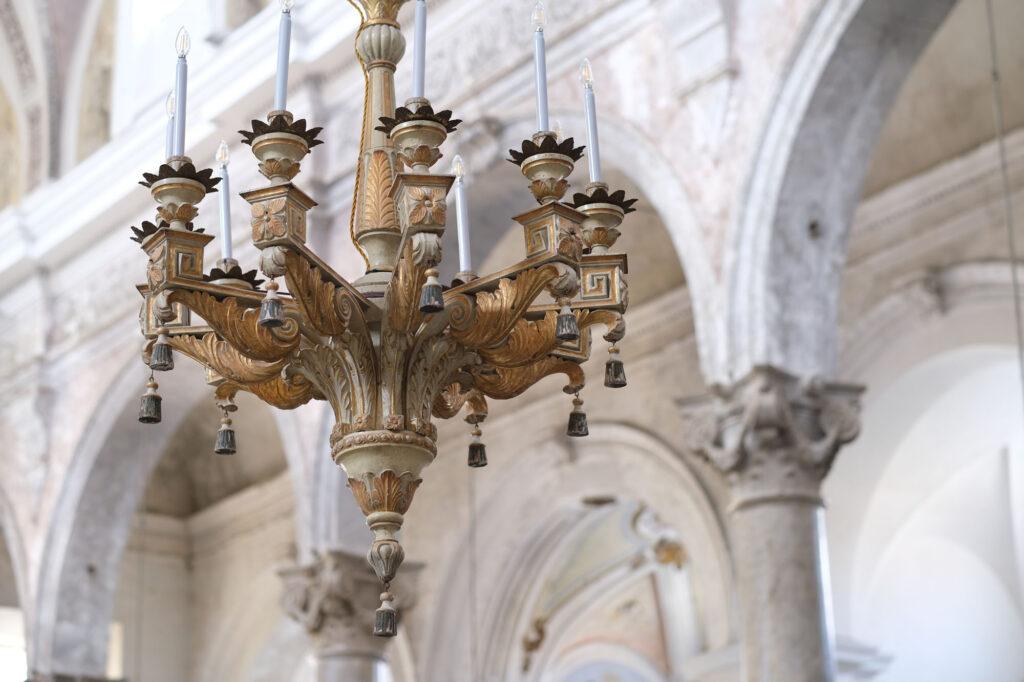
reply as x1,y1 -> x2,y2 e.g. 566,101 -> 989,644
133,0 -> 634,636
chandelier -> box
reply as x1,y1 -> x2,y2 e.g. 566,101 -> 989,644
133,0 -> 634,637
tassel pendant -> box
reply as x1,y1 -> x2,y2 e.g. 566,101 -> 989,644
215,412 -> 237,455
149,328 -> 174,372
567,394 -> 589,437
604,345 -> 627,388
555,299 -> 580,342
139,379 -> 162,424
468,426 -> 488,468
374,590 -> 398,637
259,281 -> 285,328
418,269 -> 444,313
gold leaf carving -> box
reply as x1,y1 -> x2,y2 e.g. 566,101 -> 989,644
479,311 -> 559,368
447,265 -> 559,350
283,250 -> 357,337
168,333 -> 286,385
347,470 -> 422,516
363,150 -> 396,232
215,377 -> 313,411
406,334 -> 477,425
169,290 -> 299,362
474,357 -> 585,400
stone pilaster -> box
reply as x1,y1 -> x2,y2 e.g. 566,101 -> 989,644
278,550 -> 418,682
681,365 -> 862,682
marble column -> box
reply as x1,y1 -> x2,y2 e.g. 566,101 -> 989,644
681,366 -> 862,682
278,550 -> 418,682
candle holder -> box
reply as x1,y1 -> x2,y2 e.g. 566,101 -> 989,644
240,111 -> 323,184
571,183 -> 638,254
378,102 -> 461,172
508,133 -> 585,204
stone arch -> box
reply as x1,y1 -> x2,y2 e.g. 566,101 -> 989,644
418,422 -> 733,682
30,347 -> 315,676
61,0 -> 116,168
725,0 -> 958,381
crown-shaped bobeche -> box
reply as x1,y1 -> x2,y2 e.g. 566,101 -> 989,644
130,220 -> 204,244
203,265 -> 265,288
239,114 -> 324,148
571,186 -> 639,214
507,135 -> 585,166
139,162 -> 222,193
375,105 -> 462,136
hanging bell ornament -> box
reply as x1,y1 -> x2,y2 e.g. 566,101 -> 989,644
555,299 -> 580,342
374,590 -> 398,638
258,281 -> 285,328
567,394 -> 589,437
149,328 -> 174,372
215,413 -> 237,455
604,345 -> 627,388
418,269 -> 444,314
139,380 -> 162,424
468,426 -> 488,468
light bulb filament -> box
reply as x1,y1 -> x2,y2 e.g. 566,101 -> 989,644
175,27 -> 191,57
532,1 -> 546,31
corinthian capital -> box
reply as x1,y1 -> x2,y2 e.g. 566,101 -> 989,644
680,366 -> 863,509
278,549 -> 421,656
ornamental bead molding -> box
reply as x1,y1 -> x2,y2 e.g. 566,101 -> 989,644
680,366 -> 863,510
356,22 -> 406,67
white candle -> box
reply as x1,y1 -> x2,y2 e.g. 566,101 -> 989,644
412,0 -> 427,99
532,2 -> 549,132
173,28 -> 190,157
275,0 -> 294,111
164,91 -> 175,160
453,155 -> 471,273
216,141 -> 233,261
580,58 -> 602,183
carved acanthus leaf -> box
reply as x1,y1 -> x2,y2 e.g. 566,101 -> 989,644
447,265 -> 559,349
215,377 -> 313,411
406,335 -> 477,425
474,356 -> 585,400
363,150 -> 397,232
479,311 -> 559,368
284,249 -> 358,337
347,470 -> 422,516
169,290 -> 299,362
288,344 -> 370,424
385,255 -> 426,335
168,333 -> 286,384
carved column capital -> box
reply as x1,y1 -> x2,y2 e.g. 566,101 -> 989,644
278,549 -> 421,657
681,365 -> 863,510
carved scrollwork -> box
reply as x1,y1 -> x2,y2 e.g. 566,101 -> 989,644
474,356 -> 585,400
215,376 -> 314,410
168,333 -> 286,385
283,249 -> 358,337
169,290 -> 300,361
288,340 -> 376,424
447,265 -> 560,349
479,311 -> 559,368
406,334 -> 478,426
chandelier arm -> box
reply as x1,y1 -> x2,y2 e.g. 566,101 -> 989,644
472,356 -> 586,400
278,242 -> 374,316
283,248 -> 365,337
167,333 -> 288,385
167,289 -> 301,362
445,264 -> 562,349
216,376 -> 316,411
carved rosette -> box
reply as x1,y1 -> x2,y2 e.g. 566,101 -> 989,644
681,366 -> 863,510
